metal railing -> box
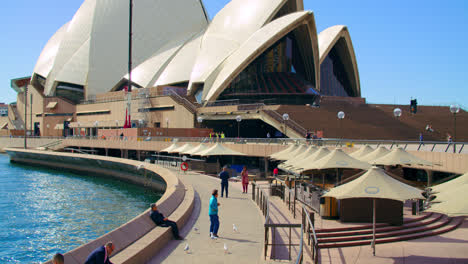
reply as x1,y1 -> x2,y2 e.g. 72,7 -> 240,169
301,206 -> 319,264
252,182 -> 302,261
55,135 -> 468,154
262,109 -> 307,137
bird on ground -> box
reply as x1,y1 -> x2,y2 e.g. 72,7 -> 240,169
224,243 -> 228,254
233,224 -> 238,233
194,227 -> 199,233
184,243 -> 190,253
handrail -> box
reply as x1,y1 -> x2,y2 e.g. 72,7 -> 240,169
302,206 -> 319,264
295,223 -> 304,264
60,136 -> 468,153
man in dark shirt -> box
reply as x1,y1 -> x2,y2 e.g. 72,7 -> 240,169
219,166 -> 230,198
149,203 -> 183,240
84,242 -> 115,264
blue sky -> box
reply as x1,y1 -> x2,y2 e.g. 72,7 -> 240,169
1,0 -> 467,108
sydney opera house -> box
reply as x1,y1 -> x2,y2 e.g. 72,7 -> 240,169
6,0 -> 384,139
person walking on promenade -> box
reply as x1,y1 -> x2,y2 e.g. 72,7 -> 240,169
273,167 -> 279,177
84,242 -> 115,264
219,166 -> 230,198
149,203 -> 183,240
419,132 -> 424,144
241,166 -> 249,193
52,253 -> 64,264
209,189 -> 220,238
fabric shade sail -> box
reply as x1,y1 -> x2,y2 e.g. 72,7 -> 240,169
197,143 -> 246,157
349,145 -> 374,159
359,146 -> 390,162
269,144 -> 297,159
160,143 -> 179,152
323,166 -> 424,201
302,149 -> 371,171
169,143 -> 195,154
429,184 -> 468,217
371,147 -> 432,166
282,146 -> 318,167
274,144 -> 308,161
280,147 -> 330,172
431,172 -> 468,193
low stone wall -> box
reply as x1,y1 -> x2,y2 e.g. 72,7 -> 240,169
0,136 -> 60,152
4,148 -> 194,264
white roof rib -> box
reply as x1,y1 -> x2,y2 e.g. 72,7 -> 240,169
155,31 -> 205,87
87,0 -> 208,98
33,22 -> 70,79
55,38 -> 90,86
318,25 -> 361,96
203,11 -> 317,103
44,0 -> 96,96
188,0 -> 289,94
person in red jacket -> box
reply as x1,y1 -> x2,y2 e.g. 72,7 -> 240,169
273,167 -> 279,177
241,166 -> 249,193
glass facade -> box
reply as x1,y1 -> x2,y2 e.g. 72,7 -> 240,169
320,47 -> 354,97
218,35 -> 318,103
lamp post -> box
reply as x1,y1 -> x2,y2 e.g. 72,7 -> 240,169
236,115 -> 242,138
166,118 -> 169,137
450,104 -> 460,153
77,122 -> 81,137
337,111 -> 345,140
94,121 -> 99,137
282,113 -> 289,138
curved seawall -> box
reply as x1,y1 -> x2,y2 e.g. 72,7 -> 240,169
4,148 -> 194,264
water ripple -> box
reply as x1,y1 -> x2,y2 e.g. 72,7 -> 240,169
0,155 -> 161,263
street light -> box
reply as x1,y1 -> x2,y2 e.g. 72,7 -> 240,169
337,111 -> 345,140
236,115 -> 242,138
450,104 -> 460,153
166,118 -> 169,137
282,113 -> 289,138
393,108 -> 402,119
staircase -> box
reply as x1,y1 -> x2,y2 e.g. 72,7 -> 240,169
168,90 -> 198,114
262,109 -> 307,138
38,139 -> 63,151
8,104 -> 24,129
316,212 -> 463,248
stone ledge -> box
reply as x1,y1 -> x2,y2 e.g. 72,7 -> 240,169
3,148 -> 189,264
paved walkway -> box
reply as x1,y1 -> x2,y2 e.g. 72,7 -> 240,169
148,171 -> 265,264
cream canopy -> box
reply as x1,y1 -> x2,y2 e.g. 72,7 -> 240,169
349,145 -> 374,159
275,145 -> 308,161
301,149 -> 371,172
269,144 -> 297,159
428,184 -> 468,217
371,147 -> 432,166
169,143 -> 194,154
161,143 -> 179,153
283,147 -> 330,172
431,172 -> 468,193
359,146 -> 390,162
183,144 -> 207,155
323,166 -> 424,201
283,146 -> 318,167
197,143 -> 246,157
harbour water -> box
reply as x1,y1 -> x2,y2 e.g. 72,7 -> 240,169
0,154 -> 162,263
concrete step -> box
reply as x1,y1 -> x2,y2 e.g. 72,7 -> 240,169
317,215 -> 463,248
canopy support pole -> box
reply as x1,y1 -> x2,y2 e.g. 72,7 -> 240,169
372,198 -> 376,256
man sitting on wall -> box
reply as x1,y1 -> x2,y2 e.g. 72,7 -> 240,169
149,203 -> 183,240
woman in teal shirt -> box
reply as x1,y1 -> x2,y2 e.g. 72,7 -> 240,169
209,189 -> 220,238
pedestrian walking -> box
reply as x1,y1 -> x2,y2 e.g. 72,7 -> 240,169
241,166 -> 249,193
219,166 -> 230,198
209,189 -> 220,238
419,132 -> 424,144
273,167 -> 279,177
